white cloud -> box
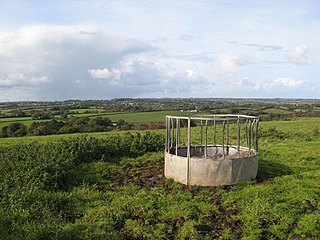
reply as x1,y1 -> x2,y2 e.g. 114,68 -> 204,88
0,1 -> 318,100
120,58 -> 166,86
0,24 -> 152,99
239,77 -> 261,90
288,44 -> 309,65
88,68 -> 121,80
215,53 -> 238,73
264,77 -> 303,89
179,34 -> 197,42
0,73 -> 49,88
186,69 -> 198,81
214,52 -> 249,73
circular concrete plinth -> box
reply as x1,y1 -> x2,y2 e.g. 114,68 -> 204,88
164,145 -> 258,186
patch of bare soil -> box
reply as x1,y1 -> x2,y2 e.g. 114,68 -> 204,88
118,160 -> 165,190
115,158 -> 243,238
256,178 -> 275,184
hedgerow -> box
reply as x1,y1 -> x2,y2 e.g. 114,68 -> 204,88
0,132 -> 164,239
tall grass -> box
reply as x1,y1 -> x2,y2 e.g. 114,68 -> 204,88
0,118 -> 320,239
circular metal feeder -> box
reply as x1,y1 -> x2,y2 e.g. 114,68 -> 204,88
164,114 -> 259,186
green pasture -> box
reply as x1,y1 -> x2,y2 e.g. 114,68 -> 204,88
67,110 -> 210,123
70,108 -> 105,113
0,130 -> 145,146
1,117 -> 319,147
104,110 -> 208,124
0,111 -> 209,129
0,117 -> 320,238
0,117 -> 50,128
0,109 -> 12,113
263,107 -> 291,114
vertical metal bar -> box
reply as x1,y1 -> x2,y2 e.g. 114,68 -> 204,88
222,120 -> 225,158
251,119 -> 255,156
165,117 -> 168,152
171,118 -> 174,148
200,118 -> 203,145
226,116 -> 229,155
245,119 -> 249,149
213,118 -> 216,146
176,118 -> 180,156
237,117 -> 241,155
205,120 -> 208,159
248,120 -> 252,155
175,118 -> 179,155
167,117 -> 171,152
255,119 -> 259,153
186,117 -> 191,185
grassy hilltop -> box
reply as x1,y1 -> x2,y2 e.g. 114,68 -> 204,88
0,116 -> 319,239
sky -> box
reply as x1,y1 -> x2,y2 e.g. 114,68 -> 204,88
0,0 -> 319,101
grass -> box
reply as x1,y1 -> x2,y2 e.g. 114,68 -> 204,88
70,108 -> 104,113
98,110 -> 210,124
263,107 -> 291,114
1,117 -> 320,239
1,117 -> 319,147
0,116 -> 50,128
0,110 -> 209,129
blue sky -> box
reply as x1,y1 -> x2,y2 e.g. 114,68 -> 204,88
0,0 -> 319,101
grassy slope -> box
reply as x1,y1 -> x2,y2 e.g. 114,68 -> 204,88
1,117 -> 317,145
0,117 -> 319,239
0,129 -> 166,146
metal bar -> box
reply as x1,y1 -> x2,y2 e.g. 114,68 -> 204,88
251,119 -> 255,156
248,120 -> 252,154
165,115 -> 259,159
171,118 -> 174,148
213,118 -> 216,146
222,120 -> 225,158
255,119 -> 259,153
200,118 -> 203,145
237,117 -> 240,154
245,119 -> 249,148
205,120 -> 208,159
166,115 -> 259,121
198,114 -> 259,119
186,117 -> 191,185
175,118 -> 179,155
226,116 -> 229,155
167,117 -> 171,152
165,117 -> 168,152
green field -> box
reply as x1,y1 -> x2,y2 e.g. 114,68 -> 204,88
1,117 -> 318,146
1,117 -> 320,239
105,111 -> 210,124
263,107 -> 292,114
0,116 -> 50,128
0,130 -> 158,146
73,110 -> 210,124
0,110 -> 209,129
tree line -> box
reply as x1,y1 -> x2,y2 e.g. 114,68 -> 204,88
0,117 -> 132,138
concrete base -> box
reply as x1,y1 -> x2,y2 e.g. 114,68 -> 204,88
164,145 -> 258,186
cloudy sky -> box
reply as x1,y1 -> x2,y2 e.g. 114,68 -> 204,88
0,0 -> 319,101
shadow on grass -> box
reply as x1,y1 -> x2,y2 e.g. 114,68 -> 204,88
257,159 -> 292,181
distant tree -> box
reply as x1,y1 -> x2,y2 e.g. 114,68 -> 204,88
57,125 -> 79,134
29,119 -> 64,135
1,123 -> 27,137
89,117 -> 112,127
9,109 -> 28,117
117,119 -> 127,126
31,111 -> 54,120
